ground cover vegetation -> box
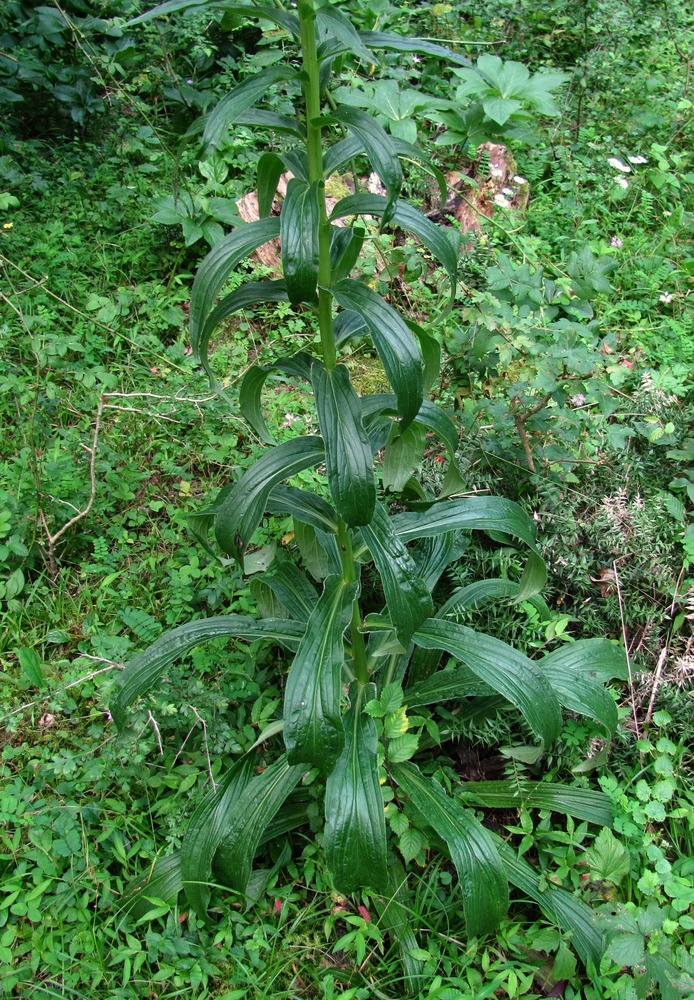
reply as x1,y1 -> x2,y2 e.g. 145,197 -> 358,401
0,0 -> 692,998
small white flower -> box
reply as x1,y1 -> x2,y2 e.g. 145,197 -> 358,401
490,167 -> 504,180
615,176 -> 629,189
664,211 -> 672,218
513,175 -> 528,184
493,193 -> 511,208
502,187 -> 515,198
611,236 -> 623,248
628,154 -> 648,164
659,292 -> 673,304
608,157 -> 631,173
571,393 -> 586,406
282,412 -> 298,428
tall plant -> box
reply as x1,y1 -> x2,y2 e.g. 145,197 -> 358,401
114,0 -> 625,978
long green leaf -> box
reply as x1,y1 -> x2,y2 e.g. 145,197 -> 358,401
382,421 -> 426,493
498,841 -> 604,972
200,280 -> 289,391
239,350 -> 315,444
181,754 -> 256,917
284,576 -> 357,771
189,218 -> 280,360
214,755 -> 305,894
538,639 -> 627,735
391,761 -> 508,937
235,108 -> 305,139
316,6 -> 376,66
391,496 -> 539,551
373,864 -> 426,994
110,616 -> 306,729
330,224 -> 366,284
281,178 -> 320,304
361,501 -> 433,647
266,485 -> 339,535
406,667 -> 494,706
324,682 -> 388,893
331,106 -> 401,222
330,194 -> 457,297
461,781 -> 613,826
253,563 -> 318,624
313,364 -> 375,526
413,619 -> 562,745
214,436 -> 325,564
294,519 -> 342,581
360,30 -> 473,68
127,2 -> 300,38
257,152 -> 286,217
120,852 -> 183,918
204,65 -> 298,151
332,279 -> 423,427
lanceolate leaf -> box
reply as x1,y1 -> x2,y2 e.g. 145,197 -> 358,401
382,421 -> 426,493
239,351 -> 315,444
214,756 -> 305,894
313,364 -> 375,526
253,563 -> 318,624
392,496 -> 539,552
460,781 -> 613,826
360,30 -> 473,69
284,576 -> 357,771
316,5 -> 376,66
413,619 -> 562,745
127,3 -> 300,38
201,281 -> 289,391
181,753 -> 256,917
281,179 -> 320,304
190,218 -> 280,359
391,761 -> 508,937
204,65 -> 298,150
333,308 -> 368,346
538,639 -> 627,735
294,520 -> 342,581
110,616 -> 306,729
324,682 -> 388,893
406,667 -> 494,706
330,194 -> 457,296
121,852 -> 184,917
266,485 -> 339,534
235,109 -> 305,139
330,225 -> 366,283
332,279 -> 423,427
214,436 -> 325,564
360,501 -> 433,647
331,106 -> 401,222
498,841 -> 604,972
257,152 -> 286,217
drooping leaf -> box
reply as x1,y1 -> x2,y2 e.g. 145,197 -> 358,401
330,106 -> 401,222
284,576 -> 357,771
332,279 -> 423,427
204,65 -> 298,151
110,616 -> 306,729
251,563 -> 318,624
360,30 -> 473,69
361,501 -> 433,648
330,224 -> 366,283
413,619 -> 562,745
498,841 -> 604,972
257,152 -> 286,217
181,753 -> 256,917
333,307 -> 369,347
214,436 -> 325,564
316,5 -> 376,66
391,761 -> 508,937
313,364 -> 375,526
280,178 -> 320,304
120,852 -> 183,918
266,485 -> 339,535
538,639 -> 627,736
406,667 -> 494,706
330,194 -> 457,299
127,2 -> 300,39
294,520 -> 342,581
214,756 -> 305,894
392,496 -> 539,552
324,681 -> 388,893
239,350 -> 315,444
372,863 -> 426,994
460,781 -> 613,826
189,217 -> 280,362
201,281 -> 289,393
382,421 -> 427,493
235,108 -> 305,140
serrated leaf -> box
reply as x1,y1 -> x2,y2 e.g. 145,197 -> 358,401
281,178 -> 320,304
413,619 -> 562,746
214,436 -> 325,564
284,576 -> 357,772
398,827 -> 427,863
391,761 -> 508,936
313,364 -> 375,526
585,829 -> 630,885
110,616 -> 305,729
324,682 -> 388,893
361,501 -> 433,647
181,754 -> 255,917
379,681 -> 404,714
214,756 -> 305,894
387,733 -> 419,763
332,279 -> 423,427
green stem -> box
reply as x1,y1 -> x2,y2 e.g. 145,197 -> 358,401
298,0 -> 335,371
337,518 -> 369,684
